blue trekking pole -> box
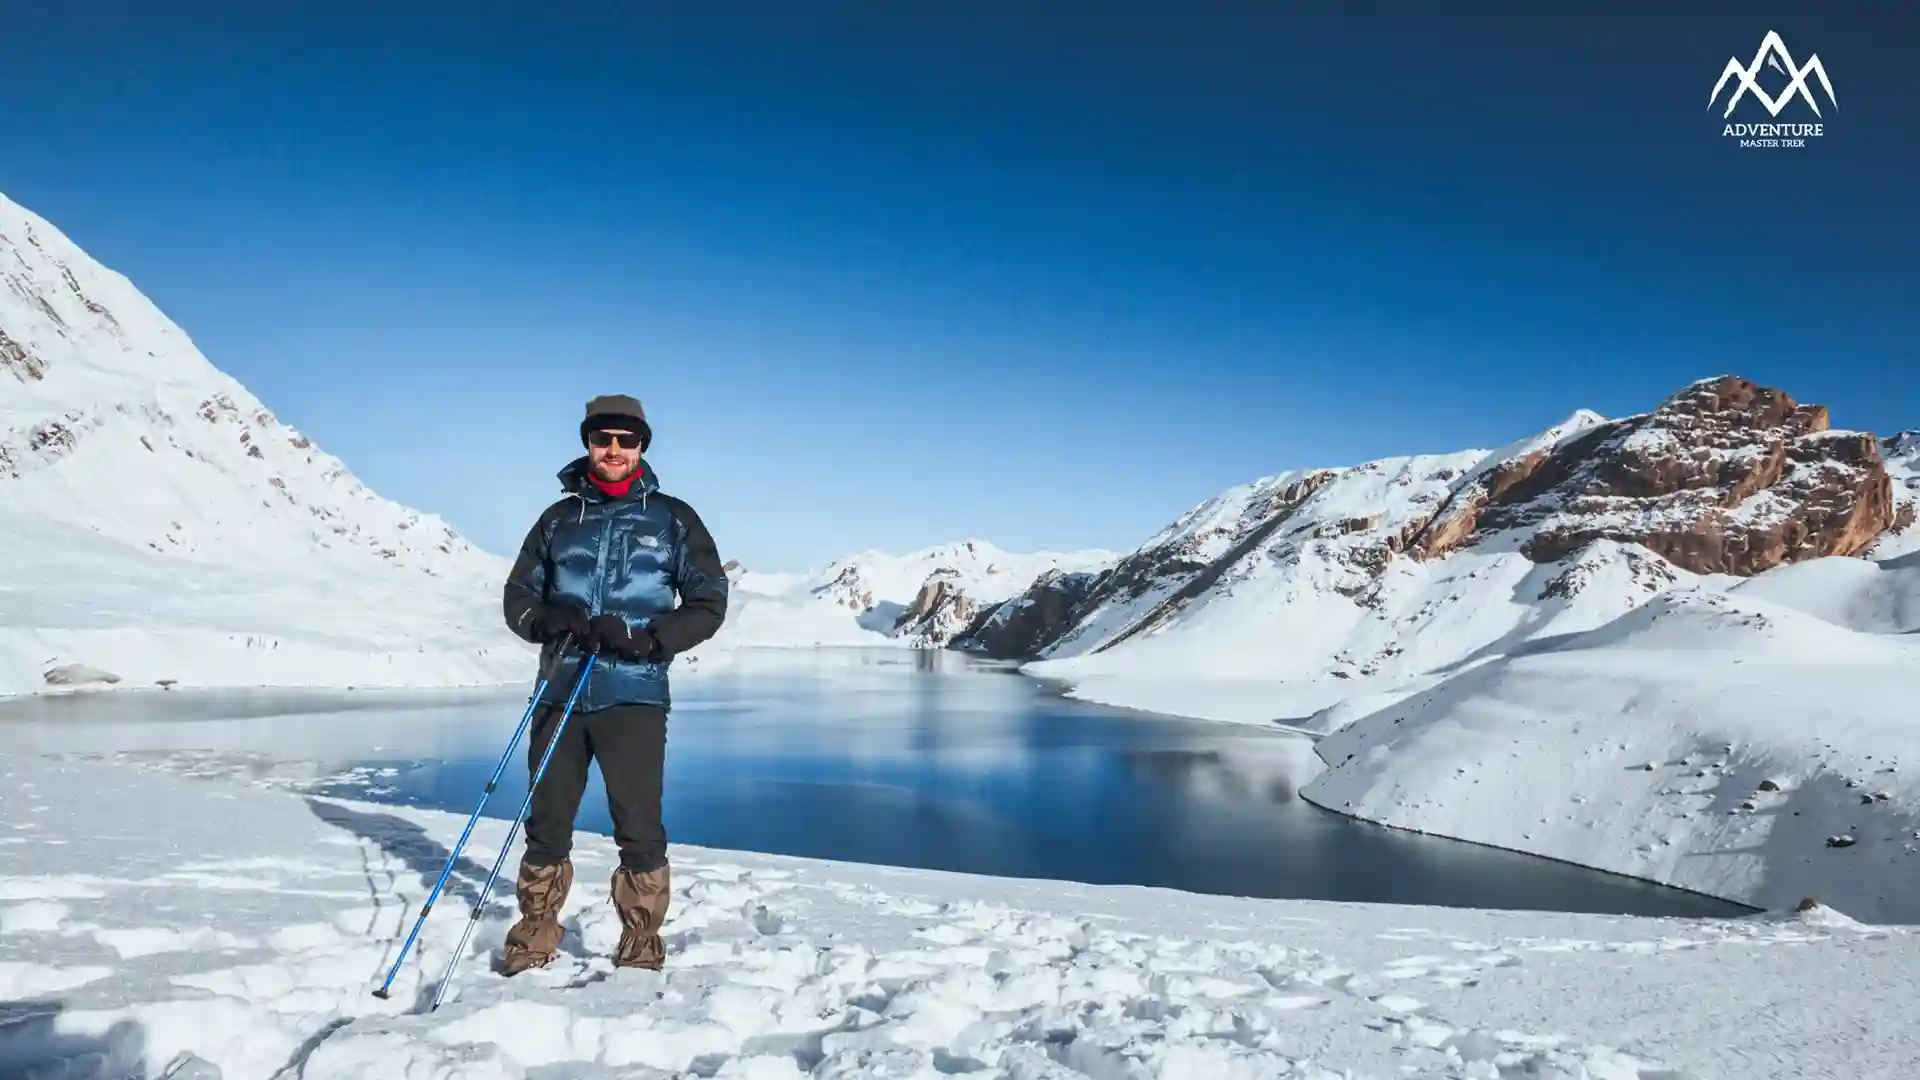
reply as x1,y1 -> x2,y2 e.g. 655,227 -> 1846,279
371,633 -> 580,1001
431,646 -> 600,1010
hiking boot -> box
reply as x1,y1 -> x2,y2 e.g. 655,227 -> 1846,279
501,856 -> 573,974
610,863 -> 671,970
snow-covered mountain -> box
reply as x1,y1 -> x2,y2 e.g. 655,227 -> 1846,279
1008,377 -> 1902,720
0,191 -> 526,693
993,375 -> 1920,917
720,540 -> 1118,649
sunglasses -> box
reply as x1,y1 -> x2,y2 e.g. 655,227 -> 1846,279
587,430 -> 643,450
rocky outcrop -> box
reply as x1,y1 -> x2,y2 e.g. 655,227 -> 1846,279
1405,442 -> 1571,561
812,564 -> 876,613
953,568 -> 1110,659
43,662 -> 121,686
1040,470 -> 1344,657
891,571 -> 983,647
0,327 -> 45,382
1410,377 -> 1894,576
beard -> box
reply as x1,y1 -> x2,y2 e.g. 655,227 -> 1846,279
590,456 -> 639,483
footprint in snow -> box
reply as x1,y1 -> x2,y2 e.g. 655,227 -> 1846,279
1371,1010 -> 1454,1049
745,903 -> 787,936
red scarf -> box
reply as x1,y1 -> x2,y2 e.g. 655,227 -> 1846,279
590,468 -> 639,498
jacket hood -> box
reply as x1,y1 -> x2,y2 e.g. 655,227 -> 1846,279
557,455 -> 661,501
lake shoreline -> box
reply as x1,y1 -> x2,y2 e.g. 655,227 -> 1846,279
1,647 -> 1751,919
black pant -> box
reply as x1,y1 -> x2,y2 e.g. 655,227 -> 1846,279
522,702 -> 669,873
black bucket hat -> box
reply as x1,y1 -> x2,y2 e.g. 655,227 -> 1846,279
580,394 -> 652,452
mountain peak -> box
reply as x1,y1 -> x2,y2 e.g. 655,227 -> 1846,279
1,190 -> 498,581
0,192 -> 218,399
2,191 -> 523,693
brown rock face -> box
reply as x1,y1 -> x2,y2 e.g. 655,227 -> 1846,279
953,568 -> 1110,659
1059,470 -> 1340,655
1414,377 -> 1894,575
893,575 -> 980,643
1405,441 -> 1576,561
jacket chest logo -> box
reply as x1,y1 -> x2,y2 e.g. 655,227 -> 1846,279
634,533 -> 661,549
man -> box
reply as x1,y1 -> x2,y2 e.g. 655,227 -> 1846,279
498,393 -> 728,974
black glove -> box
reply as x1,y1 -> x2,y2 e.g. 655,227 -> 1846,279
587,614 -> 662,662
531,601 -> 592,646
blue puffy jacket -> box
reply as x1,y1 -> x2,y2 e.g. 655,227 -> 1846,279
502,456 -> 728,712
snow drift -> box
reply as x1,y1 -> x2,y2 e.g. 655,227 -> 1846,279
1302,586 -> 1920,921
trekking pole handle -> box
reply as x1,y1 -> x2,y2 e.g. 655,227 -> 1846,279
547,630 -> 589,673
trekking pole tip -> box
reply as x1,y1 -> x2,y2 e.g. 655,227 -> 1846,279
370,987 -> 391,1000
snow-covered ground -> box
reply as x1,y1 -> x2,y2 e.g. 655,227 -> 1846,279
6,751 -> 1917,1079
1303,580 -> 1920,922
0,506 -> 533,697
1037,548 -> 1920,923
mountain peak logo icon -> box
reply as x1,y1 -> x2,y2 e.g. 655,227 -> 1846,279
1710,31 -> 1837,118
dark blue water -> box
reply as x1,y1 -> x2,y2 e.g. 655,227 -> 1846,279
1,649 -> 1746,916
338,650 -> 1742,916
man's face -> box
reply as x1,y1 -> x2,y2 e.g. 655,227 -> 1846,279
586,428 -> 642,483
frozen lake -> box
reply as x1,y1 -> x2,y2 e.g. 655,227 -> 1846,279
0,647 -> 1745,917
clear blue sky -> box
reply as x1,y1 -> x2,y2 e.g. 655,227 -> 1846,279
4,2 -> 1914,571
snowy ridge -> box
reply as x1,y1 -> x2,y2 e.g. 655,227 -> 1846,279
1022,431 -> 1693,724
725,539 -> 1118,649
1400,407 -> 1611,559
1,191 -> 526,694
1018,378 -> 1905,723
1,192 -> 497,578
6,751 -> 1919,1078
